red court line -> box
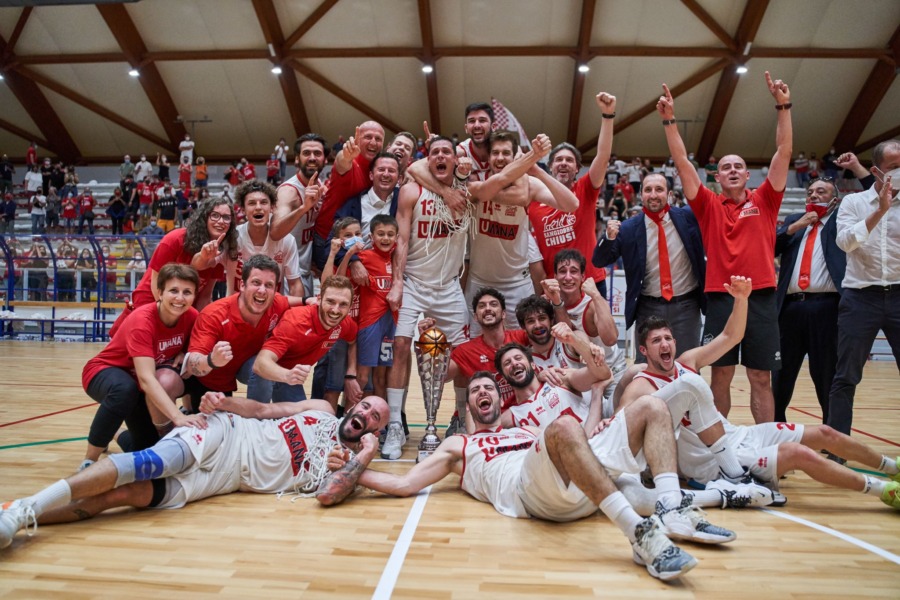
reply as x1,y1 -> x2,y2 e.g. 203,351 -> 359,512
0,403 -> 94,428
790,406 -> 900,448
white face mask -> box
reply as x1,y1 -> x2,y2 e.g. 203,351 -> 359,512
874,166 -> 900,200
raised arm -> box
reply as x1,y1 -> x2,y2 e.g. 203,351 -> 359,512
587,92 -> 616,189
468,134 -> 552,203
270,172 -> 321,241
679,276 -> 751,369
658,84 -> 701,200
527,166 -> 579,211
764,71 -> 793,192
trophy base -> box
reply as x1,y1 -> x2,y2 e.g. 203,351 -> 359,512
416,449 -> 434,464
417,432 -> 441,463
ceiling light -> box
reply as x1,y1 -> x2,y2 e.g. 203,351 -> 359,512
271,66 -> 283,75
578,64 -> 590,73
421,65 -> 434,74
736,65 -> 748,74
0,74 -> 4,81
128,68 -> 139,77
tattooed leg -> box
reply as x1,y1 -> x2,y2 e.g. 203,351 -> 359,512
38,481 -> 154,524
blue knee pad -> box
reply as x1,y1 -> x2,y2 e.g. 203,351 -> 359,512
132,449 -> 166,481
110,437 -> 193,487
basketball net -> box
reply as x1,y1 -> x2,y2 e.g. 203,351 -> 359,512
277,418 -> 343,500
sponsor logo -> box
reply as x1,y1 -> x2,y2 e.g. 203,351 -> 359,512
278,418 -> 309,476
158,335 -> 185,353
478,219 -> 519,240
540,212 -> 577,246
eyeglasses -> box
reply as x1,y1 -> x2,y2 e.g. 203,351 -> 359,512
208,212 -> 233,223
809,176 -> 834,185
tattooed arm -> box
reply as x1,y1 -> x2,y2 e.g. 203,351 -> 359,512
316,433 -> 379,506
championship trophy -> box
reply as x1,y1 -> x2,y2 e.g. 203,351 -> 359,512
414,327 -> 453,463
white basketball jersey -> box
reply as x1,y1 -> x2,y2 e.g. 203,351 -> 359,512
240,410 -> 341,494
405,186 -> 467,287
228,222 -> 300,292
565,293 -> 627,376
633,360 -> 695,391
460,426 -> 537,518
469,199 -> 531,284
531,339 -> 585,373
457,138 -> 491,182
280,174 -> 317,275
507,383 -> 590,430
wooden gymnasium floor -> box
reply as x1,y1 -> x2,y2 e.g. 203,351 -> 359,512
0,341 -> 898,599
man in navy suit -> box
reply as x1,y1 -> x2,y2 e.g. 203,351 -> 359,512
592,173 -> 705,361
772,178 -> 846,423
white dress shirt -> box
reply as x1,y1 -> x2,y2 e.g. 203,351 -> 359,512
835,186 -> 900,288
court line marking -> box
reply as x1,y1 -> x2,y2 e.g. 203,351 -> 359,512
0,403 -> 94,428
789,406 -> 900,448
372,485 -> 432,600
0,437 -> 87,451
762,509 -> 900,566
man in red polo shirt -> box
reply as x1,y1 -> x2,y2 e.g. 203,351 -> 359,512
529,92 -> 615,296
658,72 -> 792,423
183,255 -> 296,407
252,275 -> 360,404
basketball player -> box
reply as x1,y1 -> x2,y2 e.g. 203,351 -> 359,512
336,373 -> 714,581
0,396 -> 389,550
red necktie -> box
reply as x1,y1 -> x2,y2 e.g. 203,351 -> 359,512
798,221 -> 820,290
643,206 -> 673,300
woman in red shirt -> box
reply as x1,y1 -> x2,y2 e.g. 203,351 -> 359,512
80,263 -> 206,470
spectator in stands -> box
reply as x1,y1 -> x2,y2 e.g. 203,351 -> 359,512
54,247 -> 77,302
176,183 -> 192,227
25,242 -> 49,301
79,263 -> 204,471
49,161 -> 65,196
29,190 -> 47,234
178,156 -> 192,189
76,188 -> 96,235
134,154 -> 153,183
106,188 -> 127,235
155,184 -> 178,233
704,156 -> 720,193
195,156 -> 208,188
224,161 -> 241,195
109,197 -> 237,336
794,152 -> 810,188
1,193 -> 17,235
76,248 -> 97,302
125,248 -> 145,274
40,158 -> 53,195
25,142 -> 37,170
140,219 -> 164,236
45,187 -> 59,234
613,174 -> 633,206
809,152 -> 820,179
24,165 -> 42,195
240,158 -> 256,182
100,244 -> 118,302
0,154 -> 14,195
60,165 -> 79,199
275,137 -> 288,180
179,133 -> 195,165
61,194 -> 77,235
822,146 -> 839,181
156,153 -> 170,182
119,155 -> 134,186
266,153 -> 280,185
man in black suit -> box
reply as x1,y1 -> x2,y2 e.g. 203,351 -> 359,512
772,178 -> 845,422
592,173 -> 705,361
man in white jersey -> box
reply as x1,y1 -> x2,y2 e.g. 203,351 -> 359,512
341,373 -> 704,581
270,133 -> 328,297
456,102 -> 496,182
617,286 -> 900,509
0,397 -> 389,549
465,130 -> 579,335
225,181 -> 302,296
542,249 -> 627,409
381,136 -> 553,459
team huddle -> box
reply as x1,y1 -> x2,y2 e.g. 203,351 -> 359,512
2,72 -> 899,583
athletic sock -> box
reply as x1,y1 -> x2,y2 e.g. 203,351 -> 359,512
386,388 -> 404,423
709,436 -> 745,480
653,473 -> 682,511
599,491 -> 644,543
454,386 -> 467,419
683,489 -> 724,509
862,476 -> 887,496
878,456 -> 900,476
26,479 -> 72,518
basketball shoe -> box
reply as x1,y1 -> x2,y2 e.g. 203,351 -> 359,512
631,516 -> 698,581
656,497 -> 736,544
706,479 -> 787,508
444,414 -> 465,438
381,421 -> 407,460
881,481 -> 900,510
0,499 -> 37,549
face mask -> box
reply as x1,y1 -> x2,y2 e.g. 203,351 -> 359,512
874,166 -> 900,200
805,203 -> 830,219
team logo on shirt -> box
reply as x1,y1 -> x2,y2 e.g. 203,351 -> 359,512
373,276 -> 392,290
739,201 -> 760,218
545,391 -> 560,409
158,335 -> 185,353
540,212 -> 577,246
268,314 -> 280,333
479,354 -> 489,363
274,251 -> 284,263
478,219 -> 519,240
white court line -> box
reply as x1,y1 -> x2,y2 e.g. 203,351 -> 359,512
763,508 -> 900,566
372,486 -> 433,600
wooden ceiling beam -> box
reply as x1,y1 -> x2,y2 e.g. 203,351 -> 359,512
417,0 -> 440,133
14,65 -> 173,151
251,0 -> 311,136
96,4 -> 186,148
566,0 -> 596,143
854,124 -> 900,156
577,58 -> 729,154
284,0 -> 340,49
696,0 -> 770,163
288,59 -> 405,134
5,7 -> 33,56
832,24 -> 900,151
0,117 -> 49,151
1,69 -> 79,161
680,0 -> 736,51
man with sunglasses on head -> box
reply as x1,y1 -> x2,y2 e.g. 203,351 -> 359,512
827,140 -> 900,453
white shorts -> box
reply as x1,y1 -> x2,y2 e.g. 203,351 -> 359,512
739,422 -> 805,487
517,412 -> 644,522
158,413 -> 242,508
464,275 -> 533,335
396,275 -> 468,345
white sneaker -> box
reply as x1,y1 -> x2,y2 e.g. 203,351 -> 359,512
78,459 -> 95,472
631,516 -> 697,581
381,421 -> 406,460
0,499 -> 37,549
656,498 -> 735,544
444,414 -> 465,438
706,478 -> 783,508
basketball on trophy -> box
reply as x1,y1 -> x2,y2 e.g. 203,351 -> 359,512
417,327 -> 450,357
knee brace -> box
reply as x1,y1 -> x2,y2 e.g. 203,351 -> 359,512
109,437 -> 194,487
